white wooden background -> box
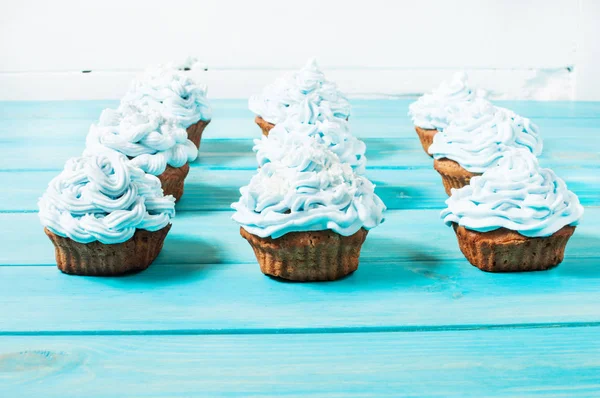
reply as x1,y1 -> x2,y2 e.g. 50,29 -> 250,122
1,0 -> 599,100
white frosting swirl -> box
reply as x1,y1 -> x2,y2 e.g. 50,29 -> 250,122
255,119 -> 367,174
39,153 -> 176,244
249,59 -> 351,125
85,104 -> 198,176
408,72 -> 485,130
232,125 -> 385,239
428,106 -> 543,173
121,64 -> 212,127
441,149 -> 583,237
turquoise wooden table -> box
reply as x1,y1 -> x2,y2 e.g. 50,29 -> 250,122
1,99 -> 599,397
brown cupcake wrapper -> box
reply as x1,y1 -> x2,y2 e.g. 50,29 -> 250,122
186,119 -> 210,149
158,163 -> 190,201
414,126 -> 438,157
453,224 -> 576,272
255,116 -> 275,136
433,158 -> 480,196
45,225 -> 171,276
240,227 -> 368,281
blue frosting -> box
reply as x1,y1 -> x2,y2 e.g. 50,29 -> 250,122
442,149 -> 583,237
428,105 -> 543,173
231,122 -> 385,239
121,64 -> 212,127
249,59 -> 351,125
39,153 -> 175,244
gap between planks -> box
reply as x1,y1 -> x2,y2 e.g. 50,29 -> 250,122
2,321 -> 600,337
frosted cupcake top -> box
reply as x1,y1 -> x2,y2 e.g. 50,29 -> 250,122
231,124 -> 385,239
255,119 -> 367,174
121,64 -> 212,127
248,59 -> 351,125
86,104 -> 198,176
428,106 -> 543,173
39,153 -> 176,244
408,72 -> 484,130
441,149 -> 583,238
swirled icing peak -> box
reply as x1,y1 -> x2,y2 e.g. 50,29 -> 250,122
85,104 -> 198,176
231,125 -> 385,239
428,106 -> 543,173
39,153 -> 176,244
255,118 -> 367,174
249,58 -> 351,125
441,149 -> 583,237
409,72 -> 485,130
121,64 -> 212,127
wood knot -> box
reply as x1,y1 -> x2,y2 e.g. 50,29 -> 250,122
0,350 -> 82,373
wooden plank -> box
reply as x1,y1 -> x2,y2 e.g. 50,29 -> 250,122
2,114 -> 598,144
2,100 -> 600,120
0,136 -> 598,171
1,328 -> 600,397
1,209 -> 598,267
2,167 -> 598,213
1,256 -> 600,333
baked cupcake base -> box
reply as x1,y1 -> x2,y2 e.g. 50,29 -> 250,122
433,158 -> 480,195
453,224 -> 576,272
415,126 -> 437,157
240,227 -> 368,281
45,225 -> 171,276
158,163 -> 190,201
255,116 -> 275,136
187,119 -> 210,149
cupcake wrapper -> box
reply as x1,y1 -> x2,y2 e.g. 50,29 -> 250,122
414,126 -> 437,157
186,119 -> 210,149
433,158 -> 480,196
45,225 -> 171,276
158,163 -> 190,201
240,228 -> 368,281
255,116 -> 275,137
453,224 -> 576,272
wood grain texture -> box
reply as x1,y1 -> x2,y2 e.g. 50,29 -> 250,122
1,328 -> 600,397
3,168 -> 597,213
0,137 -> 598,172
1,255 -> 599,333
1,99 -> 599,395
1,209 -> 598,267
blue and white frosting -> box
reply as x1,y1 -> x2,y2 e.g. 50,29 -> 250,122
231,124 -> 385,239
408,72 -> 485,130
121,64 -> 212,127
428,106 -> 543,173
249,58 -> 351,125
255,119 -> 367,174
39,153 -> 176,244
85,104 -> 198,176
441,149 -> 583,238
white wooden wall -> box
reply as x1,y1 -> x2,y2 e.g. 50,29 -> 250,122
0,0 -> 598,100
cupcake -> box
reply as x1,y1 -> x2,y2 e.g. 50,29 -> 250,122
38,153 -> 176,276
442,149 -> 584,272
232,121 -> 385,281
249,59 -> 351,136
85,104 -> 198,201
428,105 -> 543,195
408,72 -> 484,156
121,64 -> 212,149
